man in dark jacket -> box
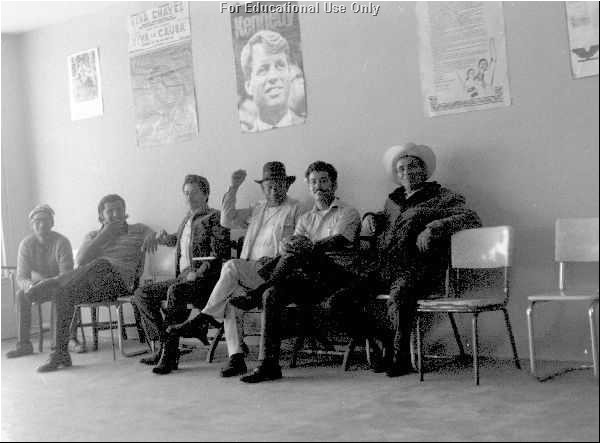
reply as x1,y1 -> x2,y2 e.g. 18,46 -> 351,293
363,143 -> 481,377
132,175 -> 230,375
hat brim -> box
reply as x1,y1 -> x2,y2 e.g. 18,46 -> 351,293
383,143 -> 436,184
254,176 -> 296,184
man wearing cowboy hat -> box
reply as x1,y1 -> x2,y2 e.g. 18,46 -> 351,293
174,161 -> 305,377
5,204 -> 74,359
363,143 -> 481,377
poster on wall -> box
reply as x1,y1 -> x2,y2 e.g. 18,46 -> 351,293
128,1 -> 199,148
565,1 -> 599,79
416,2 -> 511,117
230,1 -> 307,133
67,48 -> 103,121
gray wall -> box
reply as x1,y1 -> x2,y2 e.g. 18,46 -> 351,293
1,1 -> 598,361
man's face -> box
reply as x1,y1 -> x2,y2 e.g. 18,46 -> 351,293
261,179 -> 289,206
183,183 -> 208,210
31,214 -> 53,241
101,200 -> 126,225
245,44 -> 291,114
308,171 -> 336,207
479,59 -> 488,71
396,156 -> 427,190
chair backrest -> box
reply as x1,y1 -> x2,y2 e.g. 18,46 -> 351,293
555,217 -> 599,290
451,226 -> 513,269
555,218 -> 599,263
149,246 -> 176,282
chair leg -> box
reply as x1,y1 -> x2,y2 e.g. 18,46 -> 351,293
119,306 -> 127,341
589,302 -> 598,377
107,305 -> 116,361
290,335 -> 305,369
342,337 -> 357,371
503,308 -> 521,369
526,301 -> 536,376
416,315 -> 424,382
50,301 -> 56,350
37,303 -> 44,353
448,313 -> 466,358
91,307 -> 99,351
472,313 -> 479,385
365,338 -> 372,367
206,325 -> 225,363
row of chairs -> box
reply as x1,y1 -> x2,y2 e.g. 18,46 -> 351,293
7,217 -> 597,384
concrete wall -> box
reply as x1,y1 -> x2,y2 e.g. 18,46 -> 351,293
2,1 -> 598,360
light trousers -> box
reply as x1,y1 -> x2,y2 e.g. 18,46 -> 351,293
201,259 -> 265,356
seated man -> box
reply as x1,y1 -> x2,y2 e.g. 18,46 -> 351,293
362,143 -> 482,377
132,175 -> 230,375
237,160 -> 363,383
36,194 -> 158,372
172,162 -> 304,377
5,204 -> 74,359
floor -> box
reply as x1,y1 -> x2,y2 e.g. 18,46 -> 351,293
1,335 -> 598,442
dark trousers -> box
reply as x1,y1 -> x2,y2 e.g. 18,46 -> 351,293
54,259 -> 130,354
258,255 -> 367,363
16,288 -> 54,345
132,272 -> 218,342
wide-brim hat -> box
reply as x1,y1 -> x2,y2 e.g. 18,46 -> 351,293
254,161 -> 296,184
382,143 -> 436,184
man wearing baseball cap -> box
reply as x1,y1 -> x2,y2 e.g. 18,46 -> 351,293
5,204 -> 74,359
363,143 -> 481,377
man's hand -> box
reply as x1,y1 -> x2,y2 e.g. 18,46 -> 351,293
362,214 -> 376,235
186,271 -> 197,282
142,232 -> 160,254
97,221 -> 125,243
281,235 -> 313,256
26,277 -> 59,295
416,227 -> 434,253
231,169 -> 247,189
156,229 -> 168,245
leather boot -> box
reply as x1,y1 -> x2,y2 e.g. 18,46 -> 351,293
37,351 -> 72,373
140,344 -> 162,366
152,334 -> 180,375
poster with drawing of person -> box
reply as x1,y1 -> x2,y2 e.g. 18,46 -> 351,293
565,1 -> 599,79
67,48 -> 103,120
230,1 -> 307,133
417,2 -> 511,117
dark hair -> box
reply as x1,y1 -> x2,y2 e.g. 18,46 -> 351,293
182,175 -> 210,196
305,161 -> 338,184
97,194 -> 126,223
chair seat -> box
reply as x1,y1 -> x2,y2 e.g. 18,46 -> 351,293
417,296 -> 506,311
528,291 -> 599,302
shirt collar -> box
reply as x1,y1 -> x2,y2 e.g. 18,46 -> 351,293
311,197 -> 341,213
255,109 -> 293,131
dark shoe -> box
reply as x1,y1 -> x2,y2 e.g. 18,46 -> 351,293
69,339 -> 87,354
386,353 -> 415,377
220,353 -> 247,377
240,362 -> 282,383
6,342 -> 34,359
152,335 -> 180,375
139,348 -> 162,366
37,351 -> 72,372
229,286 -> 265,311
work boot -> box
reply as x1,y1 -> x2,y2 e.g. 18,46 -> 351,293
220,353 -> 247,377
152,334 -> 180,375
240,360 -> 282,383
386,352 -> 415,377
229,285 -> 267,311
6,341 -> 34,359
37,351 -> 72,373
139,345 -> 162,366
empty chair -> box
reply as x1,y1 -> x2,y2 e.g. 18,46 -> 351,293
415,225 -> 520,385
526,218 -> 599,379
